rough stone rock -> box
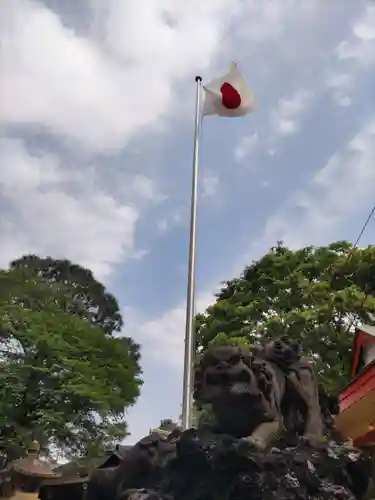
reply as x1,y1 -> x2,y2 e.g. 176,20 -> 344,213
86,340 -> 373,500
115,430 -> 372,500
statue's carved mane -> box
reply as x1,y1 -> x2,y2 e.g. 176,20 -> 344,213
194,339 -> 341,450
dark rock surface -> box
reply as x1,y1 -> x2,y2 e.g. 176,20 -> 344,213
86,340 -> 373,500
113,429 -> 372,500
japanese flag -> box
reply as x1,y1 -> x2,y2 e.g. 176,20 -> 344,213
202,62 -> 257,117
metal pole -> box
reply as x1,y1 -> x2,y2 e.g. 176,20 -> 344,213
181,75 -> 202,430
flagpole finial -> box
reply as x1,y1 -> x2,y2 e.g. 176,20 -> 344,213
195,76 -> 202,83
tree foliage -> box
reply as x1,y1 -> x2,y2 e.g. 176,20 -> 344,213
195,241 -> 375,394
0,259 -> 142,460
10,255 -> 124,335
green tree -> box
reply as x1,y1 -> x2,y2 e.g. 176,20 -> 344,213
0,265 -> 142,460
195,241 -> 375,394
10,255 -> 123,335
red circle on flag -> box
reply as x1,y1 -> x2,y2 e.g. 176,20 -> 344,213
220,82 -> 241,109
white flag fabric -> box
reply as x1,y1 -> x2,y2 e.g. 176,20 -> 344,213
202,62 -> 257,117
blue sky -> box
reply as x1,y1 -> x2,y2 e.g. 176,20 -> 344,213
1,0 -> 375,443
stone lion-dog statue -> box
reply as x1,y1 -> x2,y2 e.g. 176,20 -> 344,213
194,339 -> 340,451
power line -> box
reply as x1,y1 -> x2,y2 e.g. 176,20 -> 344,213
352,201 -> 375,251
327,200 -> 375,277
296,200 -> 375,339
342,200 -> 375,334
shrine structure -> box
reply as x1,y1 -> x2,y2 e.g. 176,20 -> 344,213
336,324 -> 375,448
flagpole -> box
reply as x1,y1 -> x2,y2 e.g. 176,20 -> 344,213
181,75 -> 202,430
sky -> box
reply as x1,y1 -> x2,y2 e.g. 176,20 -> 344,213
1,0 -> 375,444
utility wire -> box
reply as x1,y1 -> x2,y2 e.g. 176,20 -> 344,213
352,202 -> 375,251
298,200 -> 375,342
341,200 -> 375,334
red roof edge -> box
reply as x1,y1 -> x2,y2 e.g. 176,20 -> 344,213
354,429 -> 375,448
351,328 -> 375,377
339,360 -> 375,410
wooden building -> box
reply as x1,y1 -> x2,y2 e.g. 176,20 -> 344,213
38,444 -> 131,500
96,444 -> 131,469
38,476 -> 88,500
0,441 -> 59,500
336,324 -> 375,448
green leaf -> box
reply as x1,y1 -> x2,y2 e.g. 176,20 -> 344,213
195,241 -> 375,395
0,259 -> 142,460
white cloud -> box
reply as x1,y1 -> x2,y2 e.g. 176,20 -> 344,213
0,138 -> 62,190
336,4 -> 375,68
353,6 -> 375,41
326,73 -> 355,107
235,0 -> 325,48
124,290 -> 215,442
157,210 -> 185,233
0,138 -> 138,279
336,96 -> 352,107
235,132 -> 259,162
277,120 -> 298,136
122,293 -> 210,439
201,172 -> 219,198
271,90 -> 313,137
0,0 -> 332,154
157,219 -> 169,233
131,175 -> 165,202
0,0 -> 242,152
248,115 -> 375,256
326,5 -> 375,107
326,73 -> 354,91
131,291 -> 215,370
